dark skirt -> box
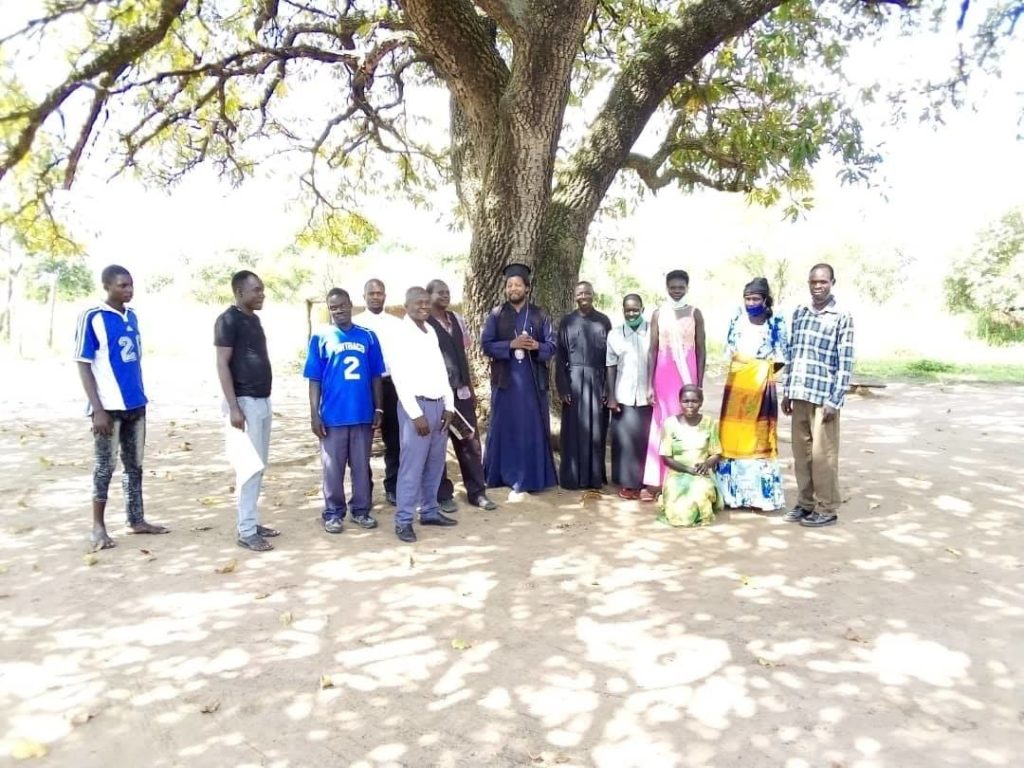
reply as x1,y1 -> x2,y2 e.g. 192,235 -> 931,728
610,404 -> 653,489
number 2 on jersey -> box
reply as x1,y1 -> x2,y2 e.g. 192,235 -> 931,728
118,335 -> 139,363
343,355 -> 360,380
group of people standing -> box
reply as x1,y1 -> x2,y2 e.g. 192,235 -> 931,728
74,260 -> 853,554
487,263 -> 855,530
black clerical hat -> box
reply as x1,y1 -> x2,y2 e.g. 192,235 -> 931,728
502,262 -> 532,281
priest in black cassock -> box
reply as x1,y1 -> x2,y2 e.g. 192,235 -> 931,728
481,263 -> 558,499
555,281 -> 612,490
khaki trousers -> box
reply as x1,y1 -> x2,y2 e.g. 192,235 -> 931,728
790,399 -> 841,514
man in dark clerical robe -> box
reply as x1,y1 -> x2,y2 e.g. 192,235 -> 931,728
481,263 -> 558,499
556,281 -> 612,490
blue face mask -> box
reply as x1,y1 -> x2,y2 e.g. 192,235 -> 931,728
746,304 -> 767,318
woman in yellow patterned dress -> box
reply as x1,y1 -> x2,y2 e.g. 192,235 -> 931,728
657,385 -> 723,527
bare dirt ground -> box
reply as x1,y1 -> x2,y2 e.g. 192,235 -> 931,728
1,358 -> 1022,767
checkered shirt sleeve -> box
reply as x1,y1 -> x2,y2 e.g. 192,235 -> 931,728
781,303 -> 855,409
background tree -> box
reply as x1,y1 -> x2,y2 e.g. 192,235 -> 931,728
0,0 -> 1020,337
945,207 -> 1024,344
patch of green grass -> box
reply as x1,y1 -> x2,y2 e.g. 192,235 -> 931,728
855,358 -> 1024,384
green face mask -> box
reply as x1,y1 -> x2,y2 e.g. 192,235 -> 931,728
625,315 -> 644,330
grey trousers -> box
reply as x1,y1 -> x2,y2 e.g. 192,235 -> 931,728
236,396 -> 272,537
395,398 -> 448,527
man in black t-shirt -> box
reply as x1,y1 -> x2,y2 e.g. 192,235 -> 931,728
215,270 -> 280,552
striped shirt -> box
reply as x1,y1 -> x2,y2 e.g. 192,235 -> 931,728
781,297 -> 854,409
74,304 -> 147,411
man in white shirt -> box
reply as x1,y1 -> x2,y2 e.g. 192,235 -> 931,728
605,293 -> 654,500
389,287 -> 457,543
353,279 -> 404,506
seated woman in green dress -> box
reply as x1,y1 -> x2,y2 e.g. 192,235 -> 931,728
657,385 -> 723,527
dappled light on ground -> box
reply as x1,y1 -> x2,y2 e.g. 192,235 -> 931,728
1,374 -> 1022,766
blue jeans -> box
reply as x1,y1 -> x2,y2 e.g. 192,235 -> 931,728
92,406 -> 146,525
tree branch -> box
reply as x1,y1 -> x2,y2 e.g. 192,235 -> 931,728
401,0 -> 510,144
550,0 -> 784,230
0,0 -> 188,184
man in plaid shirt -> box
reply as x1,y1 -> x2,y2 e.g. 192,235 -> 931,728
781,264 -> 855,527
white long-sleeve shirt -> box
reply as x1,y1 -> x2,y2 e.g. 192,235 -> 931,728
352,309 -> 404,376
389,316 -> 455,419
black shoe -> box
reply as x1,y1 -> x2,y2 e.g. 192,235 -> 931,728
323,517 -> 344,534
800,511 -> 838,527
473,495 -> 498,511
395,524 -> 417,543
385,491 -> 397,506
420,512 -> 458,527
783,505 -> 813,523
439,497 -> 458,514
351,514 -> 378,530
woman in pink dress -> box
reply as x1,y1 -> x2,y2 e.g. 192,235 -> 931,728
642,270 -> 706,496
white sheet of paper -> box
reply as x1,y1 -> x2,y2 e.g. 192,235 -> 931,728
225,423 -> 264,483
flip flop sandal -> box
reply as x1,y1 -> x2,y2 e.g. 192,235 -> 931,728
256,525 -> 280,538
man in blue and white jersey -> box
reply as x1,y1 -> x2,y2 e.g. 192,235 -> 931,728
304,287 -> 385,534
75,264 -> 169,551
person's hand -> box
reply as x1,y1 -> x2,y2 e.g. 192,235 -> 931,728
310,414 -> 327,439
511,333 -> 532,350
372,409 -> 383,430
822,405 -> 838,422
521,334 -> 539,351
781,397 -> 793,416
229,406 -> 246,430
441,410 -> 454,433
561,394 -> 572,406
91,409 -> 113,437
413,415 -> 430,436
607,396 -> 621,413
648,387 -> 656,405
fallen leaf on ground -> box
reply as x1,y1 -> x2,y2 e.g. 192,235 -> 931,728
946,547 -> 963,557
164,471 -> 174,480
304,486 -> 320,497
16,498 -> 28,508
755,656 -> 778,668
319,674 -> 334,689
860,448 -> 875,454
11,739 -> 48,759
12,525 -> 34,534
280,611 -> 293,626
409,555 -> 415,568
529,753 -> 544,763
254,592 -> 271,600
200,700 -> 220,714
869,503 -> 880,510
69,711 -> 97,726
844,627 -> 869,644
580,490 -> 603,502
553,755 -> 570,765
38,456 -> 54,468
199,497 -> 219,507
83,554 -> 99,566
740,575 -> 752,586
190,525 -> 213,532
451,638 -> 472,650
180,441 -> 192,451
215,559 -> 237,574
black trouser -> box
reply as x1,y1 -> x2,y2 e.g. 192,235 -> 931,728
92,406 -> 147,525
380,376 -> 400,494
437,393 -> 487,503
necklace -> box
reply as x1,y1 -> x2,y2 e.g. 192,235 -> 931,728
514,306 -> 529,362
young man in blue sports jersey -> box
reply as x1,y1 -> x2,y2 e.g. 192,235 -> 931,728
75,264 -> 169,551
305,287 -> 386,533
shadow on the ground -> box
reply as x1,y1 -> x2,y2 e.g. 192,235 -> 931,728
0,380 -> 1021,767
